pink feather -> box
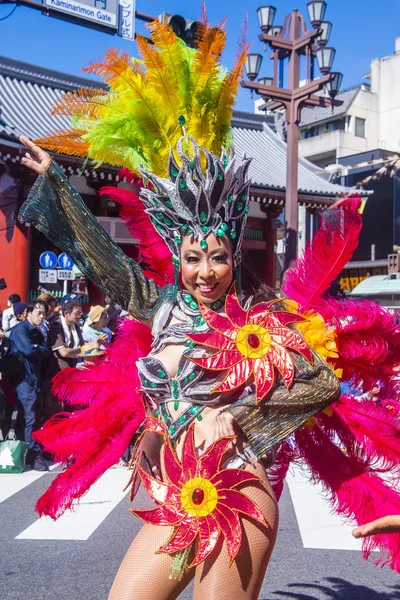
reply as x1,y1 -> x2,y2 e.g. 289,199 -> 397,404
282,196 -> 362,308
319,395 -> 400,474
317,297 -> 400,398
33,319 -> 152,519
99,186 -> 173,285
267,441 -> 297,501
295,425 -> 400,572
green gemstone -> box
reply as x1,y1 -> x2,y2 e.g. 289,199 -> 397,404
169,425 -> 176,435
197,316 -> 205,325
189,373 -> 195,381
230,231 -> 237,240
156,212 -> 163,219
163,413 -> 169,423
228,194 -> 233,203
236,202 -> 243,211
241,192 -> 247,200
163,217 -> 171,226
173,389 -> 179,399
189,341 -> 196,349
217,172 -> 223,181
171,168 -> 178,177
184,294 -> 192,303
178,114 -> 186,126
175,237 -> 182,245
200,240 -> 208,250
177,367 -> 181,376
174,401 -> 179,411
142,379 -> 148,386
189,406 -> 199,414
216,228 -> 225,237
179,179 -> 186,189
157,369 -> 166,378
179,415 -> 187,425
196,414 -> 203,421
190,301 -> 198,310
166,200 -> 173,208
154,409 -> 160,416
220,222 -> 229,231
245,205 -> 250,213
184,377 -> 189,385
200,212 -> 207,223
212,300 -> 221,310
201,225 -> 209,233
223,158 -> 228,168
150,382 -> 157,388
182,223 -> 189,232
189,161 -> 195,169
157,226 -> 163,233
172,379 -> 178,388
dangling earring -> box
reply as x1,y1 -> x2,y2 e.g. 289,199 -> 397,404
172,256 -> 180,300
234,253 -> 242,297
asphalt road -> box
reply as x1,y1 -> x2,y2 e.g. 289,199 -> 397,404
1,466 -> 399,600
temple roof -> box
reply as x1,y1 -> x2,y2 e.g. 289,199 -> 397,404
0,55 -> 359,201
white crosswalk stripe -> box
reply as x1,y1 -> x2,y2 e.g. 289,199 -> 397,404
0,470 -> 47,503
15,468 -> 131,540
0,465 -> 371,550
286,466 -> 362,551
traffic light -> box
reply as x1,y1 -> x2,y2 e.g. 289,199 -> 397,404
158,13 -> 201,48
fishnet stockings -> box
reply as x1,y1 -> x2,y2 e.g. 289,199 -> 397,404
108,461 -> 278,600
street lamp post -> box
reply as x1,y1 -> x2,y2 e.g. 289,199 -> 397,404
242,2 -> 342,272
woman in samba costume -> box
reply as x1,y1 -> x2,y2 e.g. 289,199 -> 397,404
18,12 -> 400,600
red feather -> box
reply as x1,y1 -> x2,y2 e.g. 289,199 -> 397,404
295,425 -> 400,572
99,186 -> 173,286
282,196 -> 362,308
33,319 -> 152,519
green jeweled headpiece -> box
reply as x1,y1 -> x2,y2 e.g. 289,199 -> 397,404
139,135 -> 251,263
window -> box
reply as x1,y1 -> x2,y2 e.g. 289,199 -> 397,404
355,117 -> 366,138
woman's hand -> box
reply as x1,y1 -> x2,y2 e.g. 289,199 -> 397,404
352,515 -> 400,538
19,136 -> 51,175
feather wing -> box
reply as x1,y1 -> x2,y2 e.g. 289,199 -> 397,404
282,196 -> 363,309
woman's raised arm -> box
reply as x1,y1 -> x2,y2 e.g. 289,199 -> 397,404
18,137 -> 162,322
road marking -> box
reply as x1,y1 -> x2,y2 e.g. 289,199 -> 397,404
286,466 -> 362,551
16,468 -> 130,541
0,471 -> 46,503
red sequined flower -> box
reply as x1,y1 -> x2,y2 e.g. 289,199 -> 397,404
188,284 -> 313,403
131,421 -> 267,566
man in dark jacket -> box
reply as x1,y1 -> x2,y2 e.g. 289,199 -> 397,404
9,300 -> 48,470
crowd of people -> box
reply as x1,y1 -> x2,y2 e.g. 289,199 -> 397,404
0,291 -> 127,470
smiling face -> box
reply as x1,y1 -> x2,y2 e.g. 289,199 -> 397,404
180,234 -> 234,304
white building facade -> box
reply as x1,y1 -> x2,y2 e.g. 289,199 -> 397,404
296,37 -> 400,167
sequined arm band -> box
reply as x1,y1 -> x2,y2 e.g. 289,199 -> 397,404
18,161 -> 162,320
224,351 -> 341,458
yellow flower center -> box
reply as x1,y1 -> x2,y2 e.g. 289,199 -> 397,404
235,324 -> 271,359
180,477 -> 218,517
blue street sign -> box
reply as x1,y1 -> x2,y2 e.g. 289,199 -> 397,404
58,252 -> 74,270
39,251 -> 57,270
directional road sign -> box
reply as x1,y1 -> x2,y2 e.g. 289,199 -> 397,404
39,252 -> 57,270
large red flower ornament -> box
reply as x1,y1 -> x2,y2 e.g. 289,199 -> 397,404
131,421 -> 267,567
188,284 -> 313,403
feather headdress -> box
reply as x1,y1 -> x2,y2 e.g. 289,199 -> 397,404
35,7 -> 249,179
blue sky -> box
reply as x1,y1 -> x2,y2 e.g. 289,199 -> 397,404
1,0 -> 400,112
